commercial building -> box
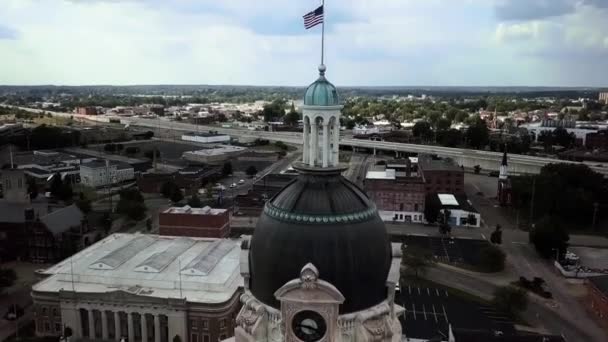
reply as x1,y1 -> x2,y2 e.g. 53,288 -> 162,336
418,155 -> 464,194
1,168 -> 29,203
31,234 -> 242,342
587,275 -> 608,324
586,129 -> 608,150
76,107 -> 98,115
182,132 -> 231,144
523,120 -> 598,146
159,206 -> 230,238
364,168 -> 426,223
436,193 -> 481,228
181,146 -> 246,165
599,91 -> 608,104
80,159 -> 135,188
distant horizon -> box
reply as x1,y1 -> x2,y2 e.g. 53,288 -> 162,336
1,84 -> 606,90
1,1 -> 608,86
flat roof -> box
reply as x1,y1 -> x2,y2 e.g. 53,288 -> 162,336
163,205 -> 227,215
365,169 -> 396,180
438,193 -> 459,206
183,132 -> 229,137
183,145 -> 246,157
33,233 -> 242,304
589,275 -> 608,295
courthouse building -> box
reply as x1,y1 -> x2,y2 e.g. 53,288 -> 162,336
32,234 -> 242,342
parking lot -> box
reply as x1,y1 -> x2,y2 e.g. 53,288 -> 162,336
396,234 -> 491,267
398,283 -> 514,340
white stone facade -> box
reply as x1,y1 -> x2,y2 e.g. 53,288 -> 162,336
80,161 -> 134,188
234,240 -> 404,342
301,105 -> 342,168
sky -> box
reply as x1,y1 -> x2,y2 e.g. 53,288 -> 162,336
0,0 -> 607,87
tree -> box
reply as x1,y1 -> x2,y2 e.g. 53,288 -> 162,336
466,117 -> 489,149
492,286 -> 528,316
0,268 -> 17,290
552,127 -> 575,148
116,188 -> 146,221
27,177 -> 38,200
50,174 -> 73,202
437,129 -> 463,147
529,216 -> 569,259
170,188 -> 184,203
454,111 -> 469,123
144,149 -> 160,159
274,141 -> 289,151
490,225 -> 503,244
400,245 -> 435,278
283,103 -> 300,126
261,100 -> 286,122
435,118 -> 451,131
75,192 -> 92,214
424,193 -> 441,224
222,162 -> 233,176
412,121 -> 433,142
187,194 -> 203,208
246,165 -> 258,177
446,108 -> 458,122
161,180 -> 179,198
125,146 -> 140,155
478,245 -> 506,272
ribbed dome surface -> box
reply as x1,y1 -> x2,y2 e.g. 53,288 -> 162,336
304,76 -> 339,106
249,165 -> 391,314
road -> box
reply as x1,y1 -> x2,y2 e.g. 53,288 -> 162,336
13,106 -> 608,176
462,173 -> 608,342
424,265 -> 595,341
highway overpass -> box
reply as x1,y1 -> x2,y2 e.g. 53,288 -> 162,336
12,107 -> 608,176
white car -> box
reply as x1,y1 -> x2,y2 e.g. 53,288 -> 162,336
230,183 -> 237,188
238,179 -> 245,184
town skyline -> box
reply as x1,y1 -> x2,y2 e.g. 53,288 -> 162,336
1,0 -> 608,87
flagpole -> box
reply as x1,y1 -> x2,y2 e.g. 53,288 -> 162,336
321,0 -> 325,66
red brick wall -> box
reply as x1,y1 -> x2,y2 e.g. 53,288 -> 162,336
421,170 -> 464,194
587,282 -> 608,324
158,211 -> 230,238
364,179 -> 426,212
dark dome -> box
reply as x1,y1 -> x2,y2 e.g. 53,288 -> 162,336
249,163 -> 391,314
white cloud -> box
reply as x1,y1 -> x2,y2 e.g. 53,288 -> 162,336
0,0 -> 606,86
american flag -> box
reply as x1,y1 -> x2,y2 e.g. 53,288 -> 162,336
303,5 -> 324,29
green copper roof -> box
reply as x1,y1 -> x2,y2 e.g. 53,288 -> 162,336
304,64 -> 339,106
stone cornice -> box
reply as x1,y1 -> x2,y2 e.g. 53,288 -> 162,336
263,202 -> 379,225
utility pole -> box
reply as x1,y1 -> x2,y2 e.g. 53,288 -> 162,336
529,177 -> 536,226
592,202 -> 599,231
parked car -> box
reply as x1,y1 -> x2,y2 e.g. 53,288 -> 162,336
488,171 -> 500,177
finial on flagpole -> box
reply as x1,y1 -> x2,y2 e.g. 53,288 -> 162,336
321,0 -> 325,66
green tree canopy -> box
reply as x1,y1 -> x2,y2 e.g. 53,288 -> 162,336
465,116 -> 489,149
246,165 -> 258,176
400,245 -> 435,279
478,245 -> 506,272
529,216 -> 569,259
187,194 -> 203,208
492,286 -> 528,316
412,121 -> 433,142
116,188 -> 146,221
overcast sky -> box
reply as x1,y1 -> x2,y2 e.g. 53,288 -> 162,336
1,0 -> 607,87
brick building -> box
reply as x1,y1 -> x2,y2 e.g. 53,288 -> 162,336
418,155 -> 464,194
364,167 -> 426,223
76,107 -> 97,115
159,205 -> 230,238
587,275 -> 608,324
586,130 -> 608,150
